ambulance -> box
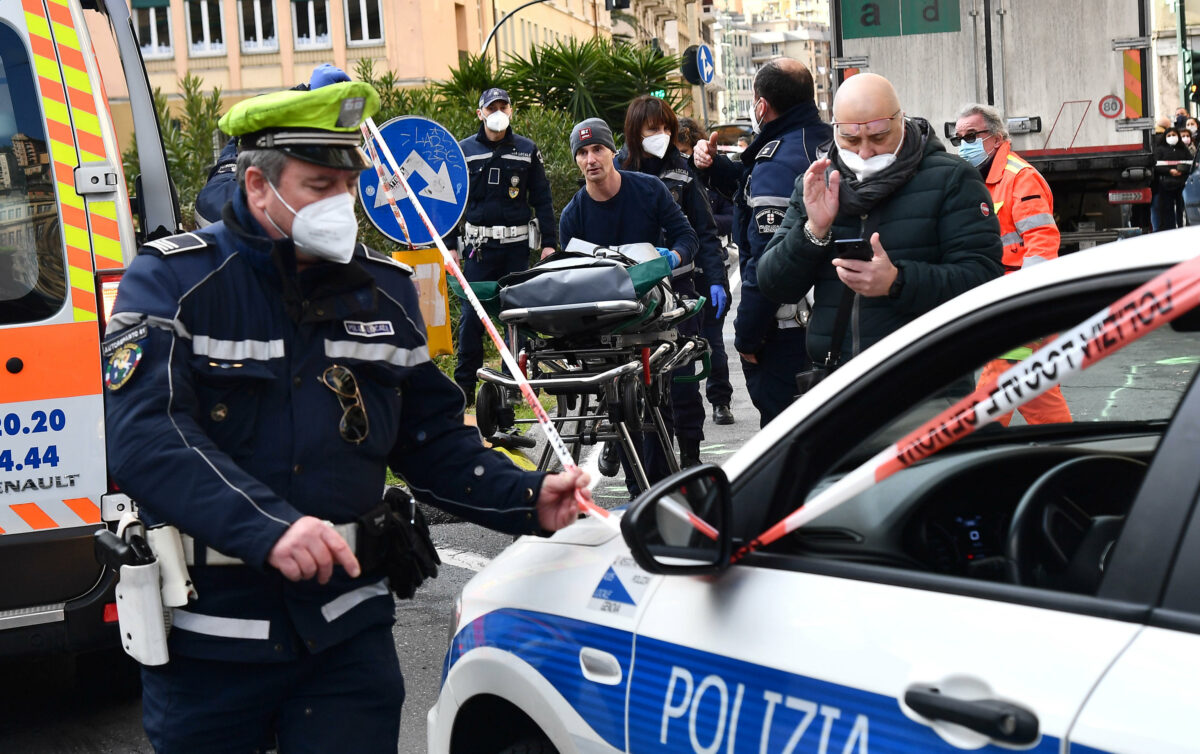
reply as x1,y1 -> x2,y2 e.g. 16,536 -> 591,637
0,0 -> 177,658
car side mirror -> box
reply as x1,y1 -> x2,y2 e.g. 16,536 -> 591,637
620,464 -> 732,575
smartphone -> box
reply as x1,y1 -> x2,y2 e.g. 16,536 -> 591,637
833,237 -> 873,261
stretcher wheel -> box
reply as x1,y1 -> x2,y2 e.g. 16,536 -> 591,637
476,382 -> 502,437
620,377 -> 644,425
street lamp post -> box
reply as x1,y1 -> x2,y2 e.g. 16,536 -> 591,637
482,0 -> 552,62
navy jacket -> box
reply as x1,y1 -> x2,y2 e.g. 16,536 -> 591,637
730,103 -> 831,355
558,170 -> 698,264
616,146 -> 724,290
104,192 -> 546,663
194,137 -> 239,227
460,125 -> 557,249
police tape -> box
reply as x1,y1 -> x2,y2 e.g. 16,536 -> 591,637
359,128 -> 416,249
362,118 -> 617,529
736,252 -> 1200,560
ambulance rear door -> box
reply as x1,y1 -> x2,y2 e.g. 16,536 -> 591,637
0,0 -> 138,651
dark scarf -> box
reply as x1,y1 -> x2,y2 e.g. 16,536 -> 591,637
820,117 -> 937,216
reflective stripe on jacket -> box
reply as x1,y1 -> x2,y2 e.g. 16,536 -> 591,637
985,141 -> 1060,273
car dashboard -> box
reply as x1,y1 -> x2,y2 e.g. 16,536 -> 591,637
773,434 -> 1159,579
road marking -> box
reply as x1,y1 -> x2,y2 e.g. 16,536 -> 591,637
436,547 -> 492,573
1157,355 -> 1200,365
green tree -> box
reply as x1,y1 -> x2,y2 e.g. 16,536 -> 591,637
502,37 -> 688,136
121,73 -> 223,228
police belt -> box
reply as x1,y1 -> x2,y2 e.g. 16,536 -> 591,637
179,522 -> 359,566
463,222 -> 529,244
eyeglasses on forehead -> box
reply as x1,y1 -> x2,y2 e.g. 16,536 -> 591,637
950,130 -> 990,147
832,109 -> 902,137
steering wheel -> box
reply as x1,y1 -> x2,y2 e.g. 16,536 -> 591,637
1005,455 -> 1147,594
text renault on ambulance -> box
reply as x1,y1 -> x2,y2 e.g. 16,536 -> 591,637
0,0 -> 181,659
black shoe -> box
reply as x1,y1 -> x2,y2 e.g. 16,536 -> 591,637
598,441 -> 620,477
679,438 -> 702,469
713,404 -> 735,425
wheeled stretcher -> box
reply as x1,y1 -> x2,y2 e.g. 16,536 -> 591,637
456,244 -> 709,494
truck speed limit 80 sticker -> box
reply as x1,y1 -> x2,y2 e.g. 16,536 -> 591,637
0,396 -> 104,534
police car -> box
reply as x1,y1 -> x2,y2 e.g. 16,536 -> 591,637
429,229 -> 1200,754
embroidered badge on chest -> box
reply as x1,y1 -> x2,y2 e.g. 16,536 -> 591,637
345,320 -> 395,338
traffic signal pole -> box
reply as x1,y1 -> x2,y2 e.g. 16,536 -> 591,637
1177,0 -> 1189,110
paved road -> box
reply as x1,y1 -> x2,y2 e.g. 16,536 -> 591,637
3,277 -> 1194,753
0,285 -> 757,754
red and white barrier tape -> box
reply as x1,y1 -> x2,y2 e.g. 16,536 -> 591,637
738,253 -> 1200,559
361,118 -> 616,529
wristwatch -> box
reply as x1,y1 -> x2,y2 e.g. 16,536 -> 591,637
888,265 -> 904,299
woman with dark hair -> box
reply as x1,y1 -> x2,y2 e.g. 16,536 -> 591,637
608,96 -> 725,483
1153,127 -> 1191,231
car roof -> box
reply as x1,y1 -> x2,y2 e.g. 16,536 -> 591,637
725,228 -> 1200,479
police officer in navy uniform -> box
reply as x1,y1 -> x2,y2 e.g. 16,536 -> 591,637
454,88 -> 557,405
103,82 -> 589,753
692,58 -> 832,427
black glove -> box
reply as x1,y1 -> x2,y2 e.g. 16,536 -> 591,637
356,487 -> 441,599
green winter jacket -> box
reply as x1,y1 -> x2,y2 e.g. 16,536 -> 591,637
759,130 -> 1003,364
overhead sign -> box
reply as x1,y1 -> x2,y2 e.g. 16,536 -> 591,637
840,0 -> 961,39
1098,94 -> 1123,119
359,116 -> 468,247
697,44 -> 714,84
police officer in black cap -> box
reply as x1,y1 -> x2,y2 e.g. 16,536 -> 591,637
454,88 -> 557,406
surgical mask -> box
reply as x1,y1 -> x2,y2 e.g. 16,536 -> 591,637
642,132 -> 670,158
1189,125 -> 1199,135
958,138 -> 989,167
838,134 -> 904,181
484,110 -> 510,133
750,99 -> 764,134
265,181 -> 359,264
1185,135 -> 1194,145
1167,135 -> 1180,146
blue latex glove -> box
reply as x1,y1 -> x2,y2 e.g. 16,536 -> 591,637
310,63 -> 351,89
655,246 -> 680,270
709,284 -> 728,319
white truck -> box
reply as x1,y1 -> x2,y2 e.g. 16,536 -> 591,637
831,0 -> 1154,250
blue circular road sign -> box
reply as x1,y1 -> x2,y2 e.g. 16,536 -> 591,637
359,116 -> 469,247
697,44 -> 715,85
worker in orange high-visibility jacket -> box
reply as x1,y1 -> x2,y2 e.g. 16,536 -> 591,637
955,103 -> 1072,426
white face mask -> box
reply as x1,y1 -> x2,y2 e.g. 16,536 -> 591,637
265,181 -> 359,264
837,130 -> 905,181
642,132 -> 671,158
1167,135 -> 1180,146
484,110 -> 510,133
749,98 -> 764,135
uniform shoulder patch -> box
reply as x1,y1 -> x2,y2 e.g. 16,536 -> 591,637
142,232 -> 209,256
754,207 -> 787,235
756,140 -> 781,160
363,246 -> 414,274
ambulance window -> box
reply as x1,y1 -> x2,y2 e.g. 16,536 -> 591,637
0,22 -> 65,325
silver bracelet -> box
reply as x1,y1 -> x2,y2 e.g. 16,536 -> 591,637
803,221 -> 832,246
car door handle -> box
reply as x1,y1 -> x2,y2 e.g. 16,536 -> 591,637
579,647 -> 623,685
904,685 -> 1039,745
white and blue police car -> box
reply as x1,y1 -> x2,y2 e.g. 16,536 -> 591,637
429,228 -> 1200,754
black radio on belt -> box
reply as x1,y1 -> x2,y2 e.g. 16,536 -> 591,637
356,486 -> 441,599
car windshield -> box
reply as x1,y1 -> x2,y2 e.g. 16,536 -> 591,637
847,322 -> 1200,467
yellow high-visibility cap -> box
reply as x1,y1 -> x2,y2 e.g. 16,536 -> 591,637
219,81 -> 381,170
